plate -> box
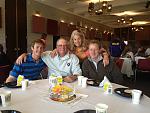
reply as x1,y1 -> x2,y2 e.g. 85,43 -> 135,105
50,94 -> 76,102
1,110 -> 21,113
114,88 -> 144,98
74,109 -> 96,113
114,88 -> 132,98
4,82 -> 21,88
87,79 -> 100,87
0,83 -> 5,88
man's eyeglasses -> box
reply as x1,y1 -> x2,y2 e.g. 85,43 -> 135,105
57,45 -> 67,47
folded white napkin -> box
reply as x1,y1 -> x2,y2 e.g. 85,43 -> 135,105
99,76 -> 111,87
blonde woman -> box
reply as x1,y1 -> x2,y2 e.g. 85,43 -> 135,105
69,30 -> 88,61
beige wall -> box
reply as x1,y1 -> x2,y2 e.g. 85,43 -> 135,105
27,0 -> 53,52
0,0 -> 112,52
0,0 -> 5,52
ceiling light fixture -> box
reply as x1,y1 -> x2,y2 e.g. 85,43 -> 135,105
34,11 -> 41,17
117,17 -> 133,25
132,26 -> 144,32
88,0 -> 112,15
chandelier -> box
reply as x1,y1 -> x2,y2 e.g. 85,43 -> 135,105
117,17 -> 133,25
132,26 -> 144,32
88,0 -> 112,15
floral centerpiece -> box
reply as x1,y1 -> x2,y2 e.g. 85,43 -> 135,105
49,85 -> 76,102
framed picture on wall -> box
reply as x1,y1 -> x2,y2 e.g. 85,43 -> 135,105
0,7 -> 2,28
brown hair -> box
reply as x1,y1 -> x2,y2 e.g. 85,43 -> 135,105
31,39 -> 45,48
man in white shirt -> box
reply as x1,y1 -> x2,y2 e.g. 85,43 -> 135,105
42,38 -> 82,83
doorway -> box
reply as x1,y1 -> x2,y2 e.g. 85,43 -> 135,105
5,0 -> 27,64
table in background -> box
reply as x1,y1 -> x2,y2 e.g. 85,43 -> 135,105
135,56 -> 146,64
0,79 -> 150,113
120,58 -> 134,77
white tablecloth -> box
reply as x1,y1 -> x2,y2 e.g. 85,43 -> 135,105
0,79 -> 150,113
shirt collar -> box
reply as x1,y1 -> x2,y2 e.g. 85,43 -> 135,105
88,55 -> 103,63
28,53 -> 42,62
57,52 -> 70,60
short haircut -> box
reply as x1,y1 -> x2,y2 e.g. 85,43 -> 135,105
56,37 -> 69,46
89,40 -> 100,48
31,39 -> 45,48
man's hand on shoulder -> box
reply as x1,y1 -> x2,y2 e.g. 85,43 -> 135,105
16,53 -> 27,65
103,52 -> 109,67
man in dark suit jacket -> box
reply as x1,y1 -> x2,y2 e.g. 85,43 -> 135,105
82,40 -> 123,84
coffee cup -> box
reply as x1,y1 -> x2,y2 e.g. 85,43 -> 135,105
95,103 -> 108,113
132,89 -> 142,104
81,77 -> 88,88
77,76 -> 84,86
21,79 -> 29,91
0,91 -> 11,107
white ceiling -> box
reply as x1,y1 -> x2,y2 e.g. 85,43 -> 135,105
35,0 -> 150,28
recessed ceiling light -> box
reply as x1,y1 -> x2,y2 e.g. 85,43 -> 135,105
70,22 -> 73,25
61,20 -> 65,23
66,1 -> 70,4
85,25 -> 88,28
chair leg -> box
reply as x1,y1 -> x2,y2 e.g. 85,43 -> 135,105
134,69 -> 137,81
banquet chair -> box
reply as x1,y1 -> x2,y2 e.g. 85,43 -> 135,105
115,58 -> 124,71
0,65 -> 11,84
135,59 -> 150,80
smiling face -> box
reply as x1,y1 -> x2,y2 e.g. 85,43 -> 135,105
31,42 -> 44,60
89,43 -> 100,60
73,35 -> 82,47
56,38 -> 68,57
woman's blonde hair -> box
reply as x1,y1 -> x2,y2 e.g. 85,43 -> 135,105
70,30 -> 86,51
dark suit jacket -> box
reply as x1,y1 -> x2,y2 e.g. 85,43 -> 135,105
82,58 -> 123,84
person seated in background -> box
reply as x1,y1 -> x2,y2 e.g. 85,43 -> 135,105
6,39 -> 47,83
145,47 -> 150,57
135,46 -> 145,57
16,38 -> 82,83
82,40 -> 123,84
0,44 -> 10,66
121,45 -> 134,61
109,38 -> 125,59
40,33 -> 47,45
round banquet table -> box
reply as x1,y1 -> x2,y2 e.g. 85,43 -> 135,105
0,79 -> 150,113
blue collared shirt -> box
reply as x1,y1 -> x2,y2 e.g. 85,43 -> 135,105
10,53 -> 46,80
